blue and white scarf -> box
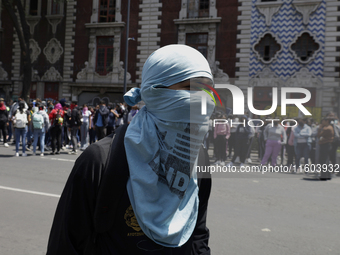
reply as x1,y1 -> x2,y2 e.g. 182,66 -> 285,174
124,44 -> 215,247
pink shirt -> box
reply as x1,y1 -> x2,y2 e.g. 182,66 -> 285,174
214,123 -> 230,139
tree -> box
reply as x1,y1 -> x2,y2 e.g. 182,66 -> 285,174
2,0 -> 67,103
2,0 -> 32,103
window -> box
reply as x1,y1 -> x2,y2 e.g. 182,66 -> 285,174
99,0 -> 116,22
51,1 -> 61,15
96,37 -> 114,75
44,83 -> 59,101
254,33 -> 281,63
29,0 -> 38,15
187,0 -> 209,18
291,32 -> 319,62
186,33 -> 208,58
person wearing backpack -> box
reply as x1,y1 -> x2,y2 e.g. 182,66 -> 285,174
32,106 -> 49,156
49,103 -> 64,155
12,101 -> 30,157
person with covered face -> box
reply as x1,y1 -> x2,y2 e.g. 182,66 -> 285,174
47,45 -> 214,254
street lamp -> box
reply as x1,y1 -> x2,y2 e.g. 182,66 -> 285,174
123,0 -> 131,95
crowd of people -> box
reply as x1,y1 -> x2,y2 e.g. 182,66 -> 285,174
0,97 -> 139,157
207,112 -> 340,180
1,96 -> 340,180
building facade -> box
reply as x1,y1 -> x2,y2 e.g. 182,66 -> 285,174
0,0 -> 339,118
236,0 -> 340,119
0,0 -> 238,106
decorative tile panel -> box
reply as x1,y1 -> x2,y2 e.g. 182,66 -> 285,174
249,0 -> 326,80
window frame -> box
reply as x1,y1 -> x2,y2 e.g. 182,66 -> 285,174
253,32 -> 283,64
51,1 -> 61,15
289,30 -> 321,64
95,36 -> 115,75
187,0 -> 210,18
46,0 -> 64,16
98,0 -> 116,23
186,33 -> 209,58
29,0 -> 39,16
25,0 -> 42,17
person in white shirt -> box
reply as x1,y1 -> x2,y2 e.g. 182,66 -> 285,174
80,104 -> 91,150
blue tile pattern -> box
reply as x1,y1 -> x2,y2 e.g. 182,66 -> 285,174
249,0 -> 326,79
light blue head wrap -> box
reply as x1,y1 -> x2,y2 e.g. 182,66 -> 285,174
124,44 -> 215,247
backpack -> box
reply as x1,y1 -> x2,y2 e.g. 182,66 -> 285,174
71,108 -> 81,127
14,109 -> 28,128
53,110 -> 63,127
32,113 -> 44,129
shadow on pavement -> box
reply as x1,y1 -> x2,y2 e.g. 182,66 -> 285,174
0,155 -> 16,158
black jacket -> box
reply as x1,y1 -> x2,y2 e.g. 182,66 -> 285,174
0,109 -> 8,124
70,107 -> 82,127
47,124 -> 212,255
93,105 -> 110,128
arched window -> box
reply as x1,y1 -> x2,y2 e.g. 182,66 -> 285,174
291,32 -> 320,63
254,33 -> 281,63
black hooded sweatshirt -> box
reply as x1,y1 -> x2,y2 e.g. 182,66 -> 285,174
46,124 -> 211,255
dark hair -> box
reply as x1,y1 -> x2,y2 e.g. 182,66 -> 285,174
18,101 -> 25,113
100,100 -> 105,105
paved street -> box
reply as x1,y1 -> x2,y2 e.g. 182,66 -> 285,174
1,143 -> 340,254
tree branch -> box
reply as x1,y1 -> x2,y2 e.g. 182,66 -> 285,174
2,0 -> 26,52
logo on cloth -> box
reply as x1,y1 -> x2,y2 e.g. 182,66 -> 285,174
125,205 -> 142,232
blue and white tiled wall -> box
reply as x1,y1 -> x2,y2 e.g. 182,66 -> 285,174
249,0 -> 326,79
